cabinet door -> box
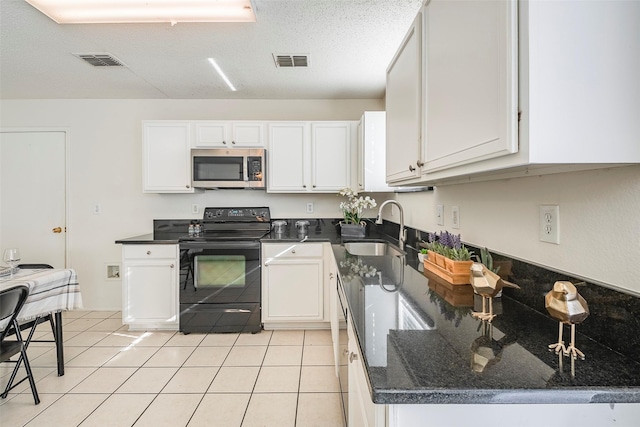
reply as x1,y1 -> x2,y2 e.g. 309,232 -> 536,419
421,0 -> 518,173
231,122 -> 265,147
359,112 -> 394,192
348,317 -> 383,427
194,122 -> 230,147
329,255 -> 339,375
263,258 -> 324,321
385,12 -> 422,184
311,122 -> 352,192
267,122 -> 308,192
122,259 -> 178,327
143,121 -> 193,193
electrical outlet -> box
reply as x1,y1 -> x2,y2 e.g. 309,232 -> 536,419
306,202 -> 314,214
191,204 -> 199,214
436,204 -> 444,226
539,205 -> 560,244
93,204 -> 101,215
451,206 -> 460,229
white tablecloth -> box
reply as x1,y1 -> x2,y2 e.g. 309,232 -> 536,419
0,268 -> 83,328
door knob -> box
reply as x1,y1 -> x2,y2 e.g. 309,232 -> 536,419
52,227 -> 63,233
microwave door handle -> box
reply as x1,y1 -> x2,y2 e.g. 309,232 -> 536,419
244,158 -> 249,182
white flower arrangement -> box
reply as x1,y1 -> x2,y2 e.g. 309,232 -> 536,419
338,187 -> 377,225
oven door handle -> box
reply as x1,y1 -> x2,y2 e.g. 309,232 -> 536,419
179,241 -> 261,250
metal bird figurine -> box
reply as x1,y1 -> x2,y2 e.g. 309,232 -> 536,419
545,281 -> 589,360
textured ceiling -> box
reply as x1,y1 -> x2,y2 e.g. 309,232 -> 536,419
0,0 -> 424,99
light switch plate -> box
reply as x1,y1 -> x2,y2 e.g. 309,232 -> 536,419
436,205 -> 444,226
451,206 -> 460,229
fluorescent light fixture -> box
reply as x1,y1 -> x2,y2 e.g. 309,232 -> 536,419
24,0 -> 257,24
208,58 -> 237,92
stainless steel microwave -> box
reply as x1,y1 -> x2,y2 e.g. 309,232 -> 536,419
191,148 -> 265,189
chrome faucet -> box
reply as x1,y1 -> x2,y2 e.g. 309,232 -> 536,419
375,200 -> 406,250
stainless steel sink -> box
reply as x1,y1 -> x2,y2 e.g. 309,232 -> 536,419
344,241 -> 404,257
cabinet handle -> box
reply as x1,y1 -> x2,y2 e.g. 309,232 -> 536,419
170,264 -> 175,268
417,160 -> 425,167
291,249 -> 296,254
231,141 -> 236,145
329,273 -> 334,279
186,185 -> 190,189
349,352 -> 359,363
409,165 -> 416,172
343,348 -> 349,356
303,185 -> 307,188
222,141 -> 227,144
146,251 -> 151,255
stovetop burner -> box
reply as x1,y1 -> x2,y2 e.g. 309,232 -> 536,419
179,207 -> 271,242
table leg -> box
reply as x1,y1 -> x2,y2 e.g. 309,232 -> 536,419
54,312 -> 64,376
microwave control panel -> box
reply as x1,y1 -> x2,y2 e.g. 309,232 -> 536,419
247,156 -> 263,182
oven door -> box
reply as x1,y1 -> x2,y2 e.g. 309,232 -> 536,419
179,240 -> 261,333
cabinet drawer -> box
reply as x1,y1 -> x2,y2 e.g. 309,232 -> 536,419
123,244 -> 177,259
263,243 -> 323,259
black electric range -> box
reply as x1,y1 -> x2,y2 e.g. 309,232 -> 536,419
178,207 -> 270,334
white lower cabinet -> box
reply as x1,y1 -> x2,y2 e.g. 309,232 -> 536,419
122,244 -> 179,330
348,313 -> 387,427
262,242 -> 327,328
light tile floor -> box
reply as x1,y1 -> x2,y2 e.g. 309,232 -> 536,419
0,311 -> 345,427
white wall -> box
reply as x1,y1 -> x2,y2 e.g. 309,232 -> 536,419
0,98 -> 384,309
1,99 -> 638,309
395,165 -> 640,295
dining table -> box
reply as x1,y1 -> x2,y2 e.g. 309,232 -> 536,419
0,268 -> 83,376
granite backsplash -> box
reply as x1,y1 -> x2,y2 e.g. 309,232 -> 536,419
374,219 -> 640,363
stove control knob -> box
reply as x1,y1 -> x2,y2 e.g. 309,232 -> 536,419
216,210 -> 224,217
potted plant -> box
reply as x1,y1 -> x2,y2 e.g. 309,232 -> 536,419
422,231 -> 474,284
338,187 -> 377,237
418,248 -> 428,263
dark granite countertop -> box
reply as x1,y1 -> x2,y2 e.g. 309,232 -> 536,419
331,243 -> 640,405
115,218 -> 640,405
114,218 -> 388,245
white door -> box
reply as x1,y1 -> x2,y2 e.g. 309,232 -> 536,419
0,131 -> 67,268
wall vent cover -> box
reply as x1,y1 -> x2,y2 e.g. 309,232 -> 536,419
273,54 -> 309,68
73,53 -> 126,67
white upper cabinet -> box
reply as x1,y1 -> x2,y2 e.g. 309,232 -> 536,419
311,122 -> 352,192
267,121 -> 355,193
267,122 -> 308,192
194,121 -> 265,147
386,0 -> 640,186
142,121 -> 194,193
421,0 -> 518,173
357,111 -> 394,192
385,11 -> 423,184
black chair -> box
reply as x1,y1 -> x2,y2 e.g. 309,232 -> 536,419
16,264 -> 57,347
0,285 -> 40,404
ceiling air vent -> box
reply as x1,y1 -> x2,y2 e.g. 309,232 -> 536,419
273,54 -> 309,68
73,53 -> 126,67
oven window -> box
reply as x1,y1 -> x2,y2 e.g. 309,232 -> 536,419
194,255 -> 246,288
193,157 -> 243,181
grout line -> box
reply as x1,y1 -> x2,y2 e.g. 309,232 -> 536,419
11,314 -> 342,426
